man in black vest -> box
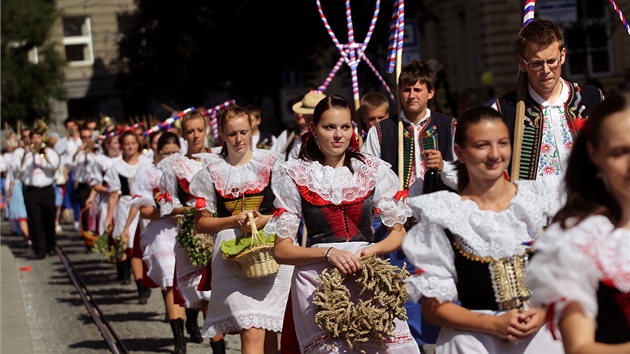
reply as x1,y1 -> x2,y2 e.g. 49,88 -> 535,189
493,18 -> 603,185
361,60 -> 456,354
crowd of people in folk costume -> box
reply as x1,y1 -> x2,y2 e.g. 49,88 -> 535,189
1,18 -> 629,354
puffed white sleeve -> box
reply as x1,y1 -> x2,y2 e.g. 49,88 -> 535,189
262,160 -> 301,242
372,158 -> 411,227
104,166 -> 120,193
527,218 -> 608,324
401,206 -> 458,303
189,166 -> 217,214
157,156 -> 183,217
130,169 -> 155,208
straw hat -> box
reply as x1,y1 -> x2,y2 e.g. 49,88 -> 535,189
292,92 -> 326,115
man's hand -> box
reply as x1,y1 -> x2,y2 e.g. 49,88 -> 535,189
424,149 -> 444,171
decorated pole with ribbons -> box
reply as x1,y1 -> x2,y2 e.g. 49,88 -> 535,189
142,107 -> 195,137
315,0 -> 395,107
511,1 -> 534,181
387,0 -> 406,192
205,99 -> 236,144
609,0 -> 630,35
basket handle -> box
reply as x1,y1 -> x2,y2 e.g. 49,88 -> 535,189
247,212 -> 264,248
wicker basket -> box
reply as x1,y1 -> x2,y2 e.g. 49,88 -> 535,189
223,212 -> 280,278
79,207 -> 99,247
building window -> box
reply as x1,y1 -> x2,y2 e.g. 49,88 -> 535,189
62,16 -> 94,66
564,0 -> 612,79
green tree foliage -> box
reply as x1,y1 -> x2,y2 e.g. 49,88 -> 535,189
1,0 -> 67,128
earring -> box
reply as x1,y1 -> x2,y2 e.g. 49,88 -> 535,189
596,172 -> 611,193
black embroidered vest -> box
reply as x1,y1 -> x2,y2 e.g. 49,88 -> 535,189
301,190 -> 375,246
495,81 -> 602,180
596,281 -> 630,344
119,175 -> 131,196
376,112 -> 455,190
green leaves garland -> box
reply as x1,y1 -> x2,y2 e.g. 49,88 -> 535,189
92,232 -> 126,264
176,208 -> 214,267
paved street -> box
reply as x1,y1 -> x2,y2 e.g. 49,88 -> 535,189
1,221 -> 243,354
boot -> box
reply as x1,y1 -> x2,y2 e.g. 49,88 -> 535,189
162,289 -> 169,322
120,259 -> 131,285
116,262 -> 124,281
135,280 -> 152,305
169,318 -> 187,354
185,309 -> 203,343
210,338 -> 226,354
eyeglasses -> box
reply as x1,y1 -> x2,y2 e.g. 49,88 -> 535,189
522,55 -> 563,71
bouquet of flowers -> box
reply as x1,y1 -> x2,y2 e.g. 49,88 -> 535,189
177,208 -> 214,267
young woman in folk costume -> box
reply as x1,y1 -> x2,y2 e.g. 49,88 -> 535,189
527,92 -> 630,353
90,133 -> 122,236
401,106 -> 563,354
120,130 -> 163,305
266,95 -> 419,354
103,131 -> 152,284
157,110 -> 224,354
189,105 -> 292,354
127,131 -> 190,353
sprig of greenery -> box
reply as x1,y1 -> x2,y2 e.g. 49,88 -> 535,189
92,232 -> 126,264
176,208 -> 214,267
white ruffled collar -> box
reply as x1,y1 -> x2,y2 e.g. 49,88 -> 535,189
283,154 -> 380,205
408,181 -> 550,259
204,149 -> 279,198
158,153 -> 202,182
115,158 -> 150,178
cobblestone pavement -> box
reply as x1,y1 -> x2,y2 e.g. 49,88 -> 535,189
1,221 -> 243,354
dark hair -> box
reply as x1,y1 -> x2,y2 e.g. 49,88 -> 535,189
149,130 -> 163,146
298,95 -> 364,172
63,117 -> 76,127
244,104 -> 261,120
398,60 -> 437,92
454,105 -> 508,193
157,131 -> 180,151
28,129 -> 44,138
553,92 -> 630,229
79,123 -> 92,133
119,130 -> 142,153
517,18 -> 565,57
219,105 -> 252,157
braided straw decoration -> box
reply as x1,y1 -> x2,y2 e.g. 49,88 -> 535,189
313,256 -> 409,353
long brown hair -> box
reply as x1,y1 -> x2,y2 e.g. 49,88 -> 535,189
298,95 -> 364,173
553,92 -> 629,229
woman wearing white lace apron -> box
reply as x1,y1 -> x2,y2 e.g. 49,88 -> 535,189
91,133 -> 122,236
401,106 -> 563,354
190,105 -> 292,354
267,95 -> 419,354
158,111 -> 222,354
104,130 -> 151,284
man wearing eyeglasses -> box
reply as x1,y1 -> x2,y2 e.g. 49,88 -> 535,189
493,18 -> 603,187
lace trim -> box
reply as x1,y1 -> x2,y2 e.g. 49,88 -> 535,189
263,212 -> 300,242
377,198 -> 411,227
286,156 -> 378,205
207,151 -> 276,199
170,153 -> 199,181
297,184 -> 370,206
407,181 -> 549,260
407,274 -> 459,304
203,313 -> 284,337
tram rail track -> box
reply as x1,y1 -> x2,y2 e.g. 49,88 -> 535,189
55,244 -> 129,354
